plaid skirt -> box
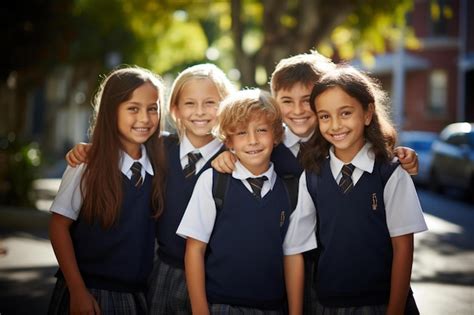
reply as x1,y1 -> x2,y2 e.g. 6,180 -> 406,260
209,304 -> 284,315
313,291 -> 420,315
147,258 -> 191,315
47,276 -> 147,315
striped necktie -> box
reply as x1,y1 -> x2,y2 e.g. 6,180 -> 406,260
183,152 -> 202,178
131,162 -> 144,188
339,163 -> 355,194
247,176 -> 268,199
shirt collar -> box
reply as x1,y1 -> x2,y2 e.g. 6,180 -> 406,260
283,126 -> 314,148
180,134 -> 222,162
329,142 -> 374,178
233,160 -> 276,183
120,145 -> 154,176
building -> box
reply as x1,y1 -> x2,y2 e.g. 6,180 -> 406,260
354,0 -> 473,132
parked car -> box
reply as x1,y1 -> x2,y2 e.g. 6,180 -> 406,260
398,131 -> 438,185
429,122 -> 474,201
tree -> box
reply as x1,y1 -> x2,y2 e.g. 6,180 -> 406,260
228,0 -> 415,87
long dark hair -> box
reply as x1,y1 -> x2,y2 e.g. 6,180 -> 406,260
81,67 -> 167,228
301,65 -> 397,174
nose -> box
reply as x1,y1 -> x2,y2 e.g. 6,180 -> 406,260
331,117 -> 341,130
138,109 -> 150,123
195,103 -> 205,115
294,101 -> 304,115
248,130 -> 258,144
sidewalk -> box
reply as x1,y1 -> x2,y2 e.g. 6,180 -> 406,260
0,206 -> 56,315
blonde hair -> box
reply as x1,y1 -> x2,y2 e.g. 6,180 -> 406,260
168,63 -> 236,137
215,88 -> 284,145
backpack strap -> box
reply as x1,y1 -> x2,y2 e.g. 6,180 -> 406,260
212,170 -> 231,212
280,174 -> 299,213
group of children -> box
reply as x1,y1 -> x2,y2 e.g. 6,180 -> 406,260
48,51 -> 426,315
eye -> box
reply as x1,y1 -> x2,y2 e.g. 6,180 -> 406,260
205,100 -> 217,107
341,110 -> 352,118
256,128 -> 268,133
148,106 -> 158,113
127,106 -> 139,113
318,114 -> 329,121
236,130 -> 247,136
302,98 -> 310,106
183,101 -> 195,107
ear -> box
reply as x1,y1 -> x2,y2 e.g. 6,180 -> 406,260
225,138 -> 234,151
365,103 -> 375,126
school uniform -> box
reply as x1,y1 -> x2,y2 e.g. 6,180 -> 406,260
284,143 -> 428,315
147,135 -> 223,315
176,161 -> 293,315
48,145 -> 155,315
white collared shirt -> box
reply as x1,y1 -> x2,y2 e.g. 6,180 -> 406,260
50,145 -> 154,220
179,135 -> 223,172
282,127 -> 314,157
176,161 -> 277,244
283,142 -> 428,255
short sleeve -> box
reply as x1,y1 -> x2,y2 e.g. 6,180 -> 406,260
384,166 -> 428,237
283,172 -> 318,255
49,164 -> 85,220
176,169 -> 217,243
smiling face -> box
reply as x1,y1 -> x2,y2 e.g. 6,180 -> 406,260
226,113 -> 275,175
275,82 -> 317,138
315,86 -> 373,162
173,78 -> 220,148
117,82 -> 160,158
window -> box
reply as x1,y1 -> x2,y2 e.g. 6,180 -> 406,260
430,0 -> 453,36
429,70 -> 447,115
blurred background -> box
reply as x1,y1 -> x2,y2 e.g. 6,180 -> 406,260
0,0 -> 473,314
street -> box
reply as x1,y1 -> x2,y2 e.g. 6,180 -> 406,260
0,187 -> 473,314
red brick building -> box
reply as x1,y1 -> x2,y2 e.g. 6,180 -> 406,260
355,0 -> 473,132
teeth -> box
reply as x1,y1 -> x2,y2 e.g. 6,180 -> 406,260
192,120 -> 209,126
134,128 -> 149,132
291,118 -> 308,124
247,150 -> 262,155
332,133 -> 346,141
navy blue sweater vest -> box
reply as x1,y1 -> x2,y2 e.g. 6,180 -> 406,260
156,136 -> 220,268
205,174 -> 291,309
67,174 -> 155,292
306,159 -> 398,307
271,142 -> 303,179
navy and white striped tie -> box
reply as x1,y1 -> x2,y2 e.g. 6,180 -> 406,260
131,162 -> 144,188
183,152 -> 202,178
247,176 -> 268,199
339,164 -> 355,194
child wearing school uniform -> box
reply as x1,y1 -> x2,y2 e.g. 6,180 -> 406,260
177,89 -> 304,315
65,64 -> 236,314
285,65 -> 428,315
211,52 -> 420,314
48,67 -> 167,314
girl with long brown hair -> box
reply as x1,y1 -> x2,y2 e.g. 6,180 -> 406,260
48,66 -> 166,314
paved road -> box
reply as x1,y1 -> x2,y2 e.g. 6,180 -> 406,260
0,187 -> 473,314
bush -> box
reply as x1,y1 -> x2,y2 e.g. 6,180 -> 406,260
0,133 -> 41,207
